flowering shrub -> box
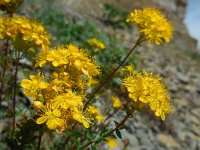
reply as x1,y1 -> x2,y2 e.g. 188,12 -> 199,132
0,1 -> 174,149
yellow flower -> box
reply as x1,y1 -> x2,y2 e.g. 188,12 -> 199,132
150,95 -> 171,121
2,16 -> 50,50
36,104 -> 64,130
73,111 -> 90,128
112,96 -> 122,109
39,44 -> 100,78
105,137 -> 118,148
35,49 -> 49,67
87,78 -> 98,87
127,8 -> 173,44
21,74 -> 48,100
47,47 -> 69,67
51,90 -> 83,109
87,38 -> 106,49
123,70 -> 172,120
67,44 -> 100,77
87,105 -> 104,123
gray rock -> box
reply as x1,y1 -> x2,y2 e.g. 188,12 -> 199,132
176,72 -> 190,83
183,85 -> 196,93
191,108 -> 200,117
157,134 -> 181,149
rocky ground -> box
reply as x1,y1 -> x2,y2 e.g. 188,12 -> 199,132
59,0 -> 200,150
117,42 -> 200,150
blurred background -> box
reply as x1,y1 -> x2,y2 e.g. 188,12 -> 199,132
1,0 -> 200,149
185,0 -> 200,51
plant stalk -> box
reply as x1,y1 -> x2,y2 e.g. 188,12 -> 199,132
83,35 -> 144,111
37,131 -> 43,150
81,112 -> 132,149
12,52 -> 20,133
0,40 -> 10,109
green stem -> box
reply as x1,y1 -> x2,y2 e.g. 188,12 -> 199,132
37,131 -> 43,150
92,109 -> 118,133
12,52 -> 20,133
81,112 -> 132,149
80,109 -> 118,144
0,40 -> 10,109
0,10 -> 13,108
83,36 -> 144,111
65,123 -> 77,144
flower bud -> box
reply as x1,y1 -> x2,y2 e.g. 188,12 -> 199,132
27,47 -> 35,53
32,101 -> 43,110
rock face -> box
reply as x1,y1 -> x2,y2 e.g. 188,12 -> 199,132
57,0 -> 200,150
60,0 -> 197,52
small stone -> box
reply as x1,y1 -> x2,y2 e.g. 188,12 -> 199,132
197,85 -> 200,94
190,124 -> 200,136
191,108 -> 200,118
177,72 -> 190,83
168,82 -> 178,92
178,131 -> 187,141
157,134 -> 180,148
184,85 -> 196,93
192,98 -> 200,107
122,131 -> 139,147
189,115 -> 200,125
174,98 -> 188,107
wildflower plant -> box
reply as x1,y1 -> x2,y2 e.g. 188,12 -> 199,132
0,2 -> 174,149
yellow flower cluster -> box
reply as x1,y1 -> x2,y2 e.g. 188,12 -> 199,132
21,44 -> 100,132
87,105 -> 104,123
123,70 -> 171,120
105,137 -> 118,148
87,38 -> 105,49
36,44 -> 100,78
127,8 -> 173,44
112,96 -> 122,109
0,16 -> 50,50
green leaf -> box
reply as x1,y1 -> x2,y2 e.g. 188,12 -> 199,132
116,129 -> 122,139
91,144 -> 97,150
119,125 -> 125,130
114,121 -> 119,126
86,129 -> 92,140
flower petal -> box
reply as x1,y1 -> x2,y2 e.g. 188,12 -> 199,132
46,119 -> 57,129
21,79 -> 31,88
36,116 -> 47,124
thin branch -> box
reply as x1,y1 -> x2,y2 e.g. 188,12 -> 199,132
12,51 -> 20,133
83,36 -> 144,111
81,112 -> 132,149
37,131 -> 43,150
